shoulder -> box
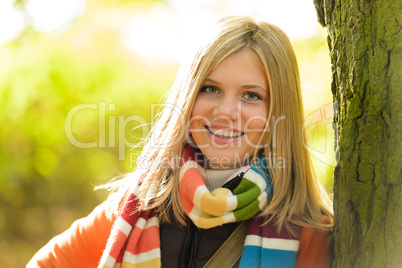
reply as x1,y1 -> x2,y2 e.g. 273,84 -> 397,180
296,215 -> 332,268
299,215 -> 332,242
27,201 -> 116,267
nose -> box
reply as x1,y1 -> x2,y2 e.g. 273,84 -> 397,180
212,95 -> 240,122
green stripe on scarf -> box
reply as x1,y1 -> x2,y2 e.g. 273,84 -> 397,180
233,199 -> 261,221
233,178 -> 262,208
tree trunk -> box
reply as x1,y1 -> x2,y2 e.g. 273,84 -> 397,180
314,0 -> 402,267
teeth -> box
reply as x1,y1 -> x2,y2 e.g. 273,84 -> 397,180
208,127 -> 242,138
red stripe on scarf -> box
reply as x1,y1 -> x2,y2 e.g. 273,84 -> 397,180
120,193 -> 141,223
181,145 -> 204,166
179,167 -> 206,213
124,217 -> 159,255
109,229 -> 129,259
247,216 -> 302,240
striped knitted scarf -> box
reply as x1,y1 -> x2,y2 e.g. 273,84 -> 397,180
99,146 -> 301,267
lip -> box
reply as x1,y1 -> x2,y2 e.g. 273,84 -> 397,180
204,125 -> 245,146
208,124 -> 243,134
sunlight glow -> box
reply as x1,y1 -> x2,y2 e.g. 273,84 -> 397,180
229,0 -> 319,38
26,0 -> 86,32
0,0 -> 25,45
122,5 -> 219,62
122,0 -> 321,62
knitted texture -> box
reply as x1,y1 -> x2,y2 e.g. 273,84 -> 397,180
179,145 -> 272,228
99,190 -> 160,268
99,146 -> 301,267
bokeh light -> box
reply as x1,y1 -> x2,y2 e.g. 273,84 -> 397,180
0,0 -> 25,44
25,0 -> 86,32
121,0 -> 321,62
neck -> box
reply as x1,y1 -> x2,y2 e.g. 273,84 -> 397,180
204,168 -> 239,191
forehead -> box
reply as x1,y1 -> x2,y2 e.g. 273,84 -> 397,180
205,49 -> 267,88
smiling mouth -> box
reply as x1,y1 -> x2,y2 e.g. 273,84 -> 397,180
206,126 -> 245,138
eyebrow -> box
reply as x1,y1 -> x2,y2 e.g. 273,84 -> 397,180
204,78 -> 267,92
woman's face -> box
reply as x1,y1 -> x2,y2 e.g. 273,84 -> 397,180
189,49 -> 269,169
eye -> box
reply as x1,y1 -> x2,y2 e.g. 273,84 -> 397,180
200,86 -> 219,94
244,92 -> 262,101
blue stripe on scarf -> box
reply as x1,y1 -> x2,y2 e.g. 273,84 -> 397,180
261,248 -> 298,267
250,155 -> 273,201
239,245 -> 298,267
239,245 -> 260,267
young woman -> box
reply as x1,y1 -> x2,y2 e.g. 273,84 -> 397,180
28,16 -> 333,268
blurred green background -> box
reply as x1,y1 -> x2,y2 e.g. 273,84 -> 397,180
0,0 -> 334,266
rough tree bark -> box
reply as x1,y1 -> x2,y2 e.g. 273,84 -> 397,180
314,0 -> 402,267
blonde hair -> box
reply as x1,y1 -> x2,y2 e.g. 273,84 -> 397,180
105,16 -> 333,232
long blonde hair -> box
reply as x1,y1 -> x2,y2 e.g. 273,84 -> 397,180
105,16 -> 333,232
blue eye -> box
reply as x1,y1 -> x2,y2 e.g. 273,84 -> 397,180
245,92 -> 261,101
201,86 -> 219,94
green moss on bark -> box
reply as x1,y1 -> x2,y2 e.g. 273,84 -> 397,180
321,0 -> 402,266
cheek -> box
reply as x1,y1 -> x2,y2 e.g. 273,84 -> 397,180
191,96 -> 216,121
191,97 -> 206,118
243,109 -> 268,131
189,102 -> 209,131
189,102 -> 201,129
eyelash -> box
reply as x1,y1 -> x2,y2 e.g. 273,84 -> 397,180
244,92 -> 262,101
200,86 -> 219,94
200,86 -> 262,101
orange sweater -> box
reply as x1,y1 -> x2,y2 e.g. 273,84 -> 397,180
28,203 -> 332,268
